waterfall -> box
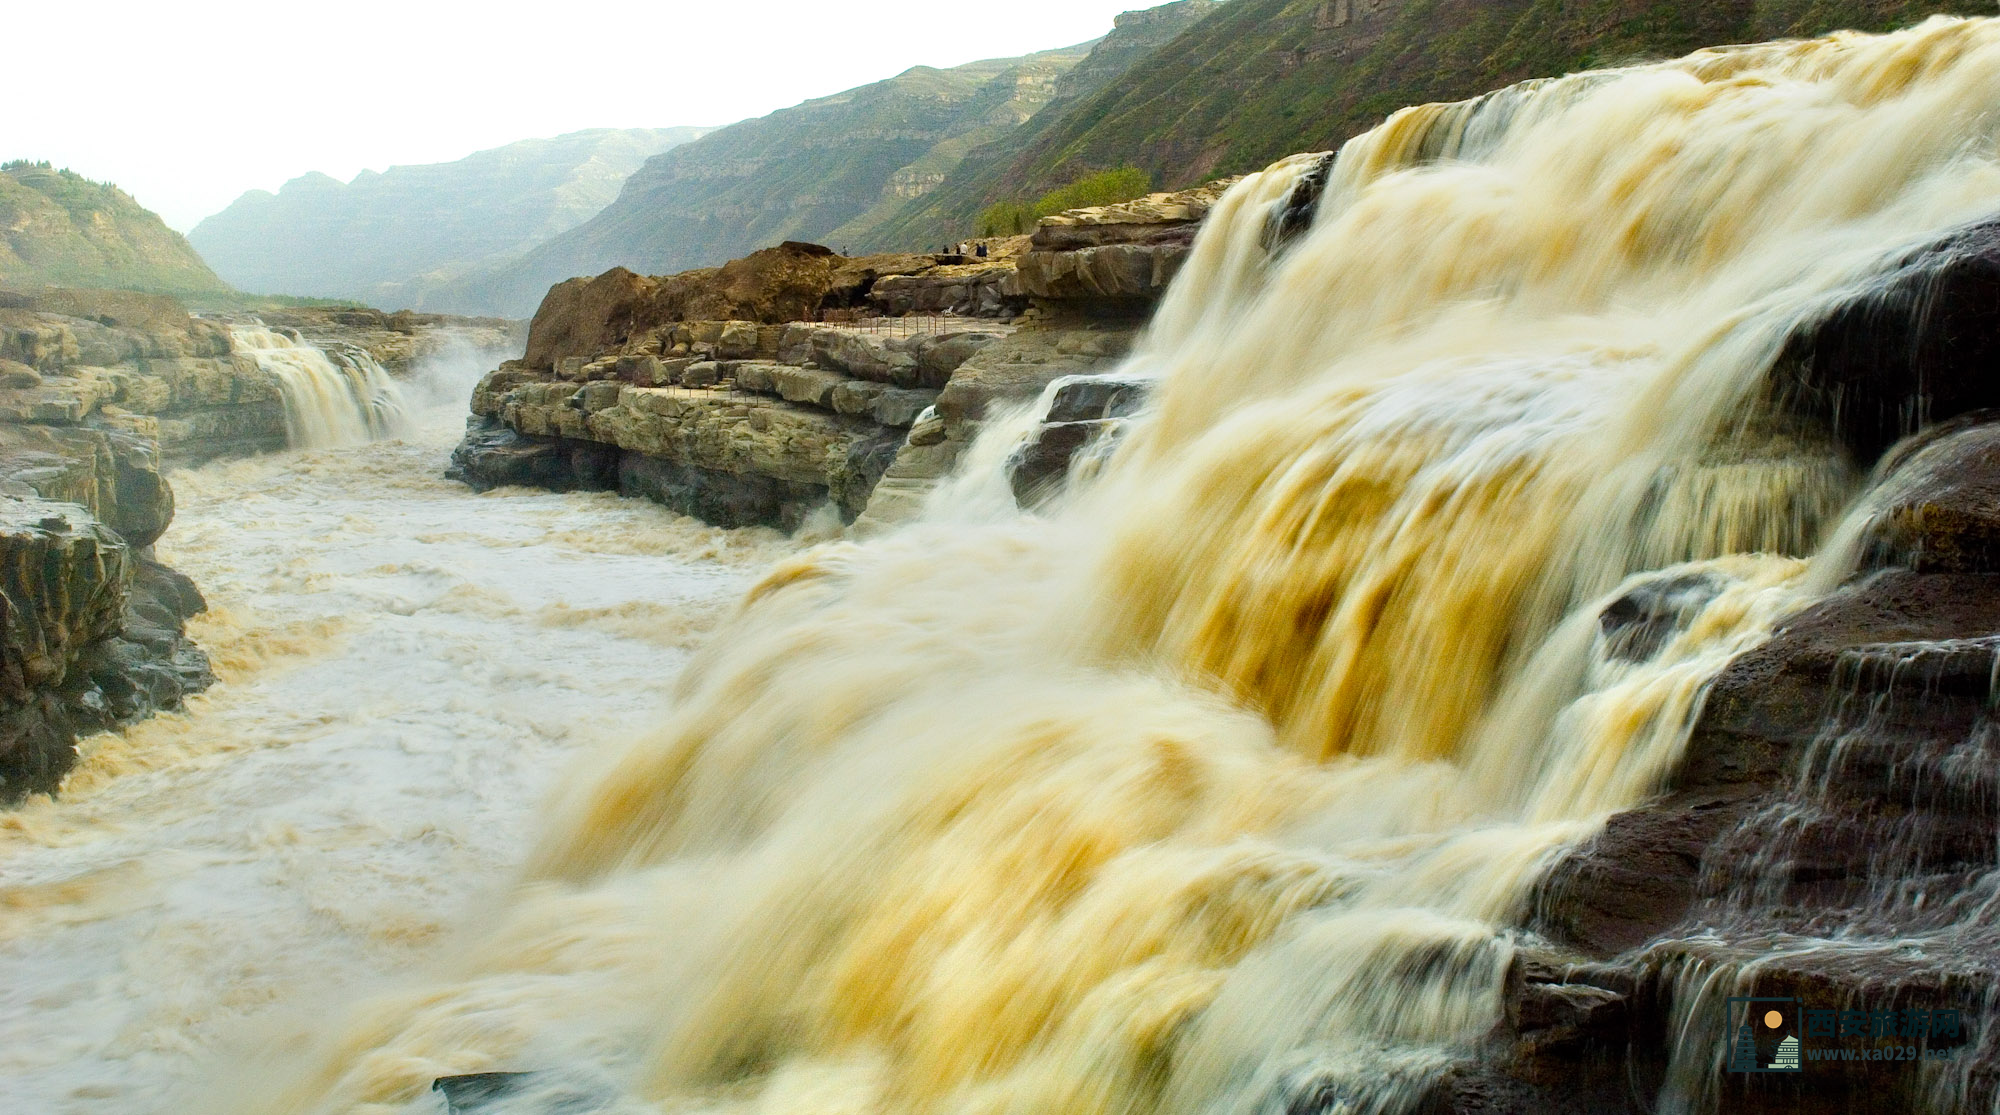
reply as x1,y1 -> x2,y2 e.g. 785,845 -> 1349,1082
223,17 -> 2000,1115
229,326 -> 409,449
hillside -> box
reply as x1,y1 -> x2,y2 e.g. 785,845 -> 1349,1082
0,162 -> 230,295
890,0 -> 1995,242
189,128 -> 709,309
866,0 -> 1221,249
431,45 -> 1098,317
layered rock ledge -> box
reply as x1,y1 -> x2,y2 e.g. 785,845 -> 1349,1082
253,306 -> 521,376
1,287 -> 287,464
448,197 -> 1225,527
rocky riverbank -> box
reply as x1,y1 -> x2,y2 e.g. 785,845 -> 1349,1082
447,188 -> 1218,527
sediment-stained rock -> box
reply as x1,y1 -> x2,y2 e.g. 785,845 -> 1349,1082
253,307 -> 520,375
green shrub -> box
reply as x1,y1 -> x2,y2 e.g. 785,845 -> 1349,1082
974,167 -> 1153,238
1030,166 -> 1152,218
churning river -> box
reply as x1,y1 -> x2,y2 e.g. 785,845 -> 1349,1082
0,399 -> 795,1113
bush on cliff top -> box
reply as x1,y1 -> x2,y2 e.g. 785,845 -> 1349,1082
977,166 -> 1154,237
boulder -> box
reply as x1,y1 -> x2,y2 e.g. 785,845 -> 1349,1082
1007,420 -> 1112,508
912,332 -> 1003,388
810,330 -> 916,383
1011,179 -> 1244,313
1045,373 -> 1149,422
768,366 -> 849,409
0,359 -> 41,389
715,320 -> 762,359
675,242 -> 840,324
523,266 -> 662,372
872,388 -> 938,428
1857,417 -> 2000,573
830,379 -> 888,416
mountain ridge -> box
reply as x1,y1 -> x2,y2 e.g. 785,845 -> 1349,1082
189,127 -> 710,306
424,44 -> 1102,317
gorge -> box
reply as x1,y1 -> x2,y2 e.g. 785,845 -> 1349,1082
12,11 -> 2000,1115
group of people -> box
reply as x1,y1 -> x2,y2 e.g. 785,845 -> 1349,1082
942,241 -> 990,258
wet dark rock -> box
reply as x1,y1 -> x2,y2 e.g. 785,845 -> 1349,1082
432,1071 -> 611,1114
619,452 -> 828,531
1503,407 -> 2000,1110
1264,151 -> 1335,253
1776,217 -> 2000,462
1597,572 -> 1727,663
1007,420 -> 1113,508
1858,417 -> 2000,574
1003,374 -> 1150,508
1045,374 -> 1149,423
0,506 -> 210,802
913,332 -> 1003,388
446,417 -> 618,494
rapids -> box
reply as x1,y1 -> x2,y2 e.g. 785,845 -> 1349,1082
0,391 -> 795,1113
12,15 -> 2000,1115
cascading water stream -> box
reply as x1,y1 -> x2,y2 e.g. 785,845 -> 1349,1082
231,326 -> 410,448
12,16 -> 2000,1115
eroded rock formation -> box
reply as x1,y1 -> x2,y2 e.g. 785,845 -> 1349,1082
451,187 -> 1235,529
1402,222 -> 2000,1114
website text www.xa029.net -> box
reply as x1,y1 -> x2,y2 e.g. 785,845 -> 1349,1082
1804,1046 -> 1960,1062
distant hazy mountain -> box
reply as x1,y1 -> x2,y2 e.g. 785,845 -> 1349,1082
189,128 -> 709,308
0,162 -> 230,295
430,46 -> 1097,317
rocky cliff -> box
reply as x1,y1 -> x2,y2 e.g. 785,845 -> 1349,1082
189,128 -> 709,310
0,287 -> 289,464
0,163 -> 231,297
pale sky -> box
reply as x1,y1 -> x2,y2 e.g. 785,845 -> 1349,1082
7,0 -> 1180,231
